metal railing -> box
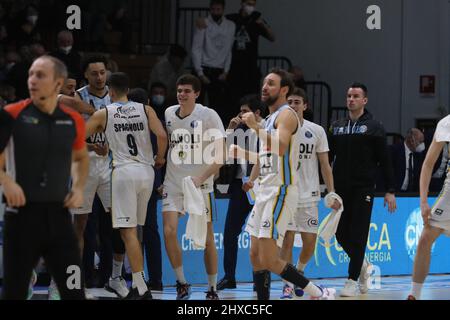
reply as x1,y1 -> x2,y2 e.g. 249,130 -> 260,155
304,81 -> 333,128
175,4 -> 209,54
257,56 -> 293,78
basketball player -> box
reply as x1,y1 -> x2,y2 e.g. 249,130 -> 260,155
163,74 -> 226,300
72,56 -> 127,298
408,115 -> 450,300
238,69 -> 335,300
278,87 -> 341,299
86,72 -> 167,299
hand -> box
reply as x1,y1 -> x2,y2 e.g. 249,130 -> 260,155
2,176 -> 26,207
64,187 -> 83,209
330,199 -> 341,211
241,112 -> 258,131
196,17 -> 207,29
156,185 -> 164,196
218,72 -> 228,82
384,193 -> 396,213
92,143 -> 109,156
228,116 -> 242,130
242,181 -> 254,192
420,202 -> 431,225
200,75 -> 211,85
154,156 -> 166,169
191,176 -> 203,188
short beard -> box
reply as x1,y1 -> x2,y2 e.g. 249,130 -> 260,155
262,94 -> 279,109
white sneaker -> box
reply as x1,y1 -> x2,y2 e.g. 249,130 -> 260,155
340,279 -> 359,297
105,276 -> 129,298
310,286 -> 336,300
85,289 -> 97,300
359,259 -> 371,294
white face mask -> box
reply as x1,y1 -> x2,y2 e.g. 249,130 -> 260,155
151,95 -> 165,107
60,46 -> 72,54
243,5 -> 255,15
415,142 -> 425,153
27,15 -> 38,25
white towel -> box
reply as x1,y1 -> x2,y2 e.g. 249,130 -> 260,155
319,192 -> 344,246
182,176 -> 207,250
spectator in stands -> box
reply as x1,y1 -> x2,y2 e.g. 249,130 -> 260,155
50,30 -> 82,80
29,42 -> 46,61
0,84 -> 16,104
391,128 -> 425,192
192,0 -> 236,123
148,44 -> 188,107
13,5 -> 42,48
217,94 -> 264,290
289,65 -> 307,92
127,87 -> 164,292
149,82 -> 168,121
5,50 -> 30,99
225,0 -> 275,118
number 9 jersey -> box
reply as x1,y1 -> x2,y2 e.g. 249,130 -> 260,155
105,101 -> 154,168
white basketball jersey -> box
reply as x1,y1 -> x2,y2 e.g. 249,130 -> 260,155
77,85 -> 110,159
164,104 -> 226,193
258,104 -> 301,189
297,120 -> 329,206
105,101 -> 154,168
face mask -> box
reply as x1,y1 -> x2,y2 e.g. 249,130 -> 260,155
211,14 -> 222,22
415,142 -> 425,153
243,5 -> 255,15
27,15 -> 38,25
151,95 -> 165,107
60,46 -> 72,54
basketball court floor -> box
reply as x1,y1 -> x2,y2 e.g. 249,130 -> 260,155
27,274 -> 450,300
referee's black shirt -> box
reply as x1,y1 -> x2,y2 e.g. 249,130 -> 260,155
0,99 -> 85,203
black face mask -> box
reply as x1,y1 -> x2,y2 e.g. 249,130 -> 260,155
211,14 -> 222,22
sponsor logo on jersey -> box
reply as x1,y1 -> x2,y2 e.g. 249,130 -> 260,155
190,120 -> 198,128
305,131 -> 313,138
262,220 -> 271,228
307,218 -> 318,227
55,120 -> 73,126
434,208 -> 444,216
359,125 -> 368,133
21,115 -> 39,124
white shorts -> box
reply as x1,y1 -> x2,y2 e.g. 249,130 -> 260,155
286,204 -> 319,234
162,190 -> 217,222
111,163 -> 154,228
429,186 -> 450,236
71,157 -> 111,215
245,186 -> 297,241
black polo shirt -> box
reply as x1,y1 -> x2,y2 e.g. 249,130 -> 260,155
0,99 -> 85,203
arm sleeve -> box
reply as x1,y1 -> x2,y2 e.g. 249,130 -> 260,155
72,112 -> 86,150
316,126 -> 330,153
374,122 -> 395,192
0,108 -> 14,152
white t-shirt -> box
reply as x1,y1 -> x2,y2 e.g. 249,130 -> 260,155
104,101 -> 154,168
164,104 -> 226,193
297,120 -> 329,206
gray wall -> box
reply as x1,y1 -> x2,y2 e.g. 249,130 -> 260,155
177,0 -> 450,133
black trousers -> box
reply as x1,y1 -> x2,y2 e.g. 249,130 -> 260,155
2,203 -> 85,300
223,179 -> 252,280
335,187 -> 375,281
142,190 -> 162,285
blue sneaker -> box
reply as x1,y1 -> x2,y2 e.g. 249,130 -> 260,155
27,270 -> 37,300
176,281 -> 192,300
280,283 -> 293,299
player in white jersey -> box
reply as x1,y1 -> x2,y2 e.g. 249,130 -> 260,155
235,69 -> 335,300
278,87 -> 341,299
162,75 -> 226,300
408,115 -> 450,300
86,72 -> 167,299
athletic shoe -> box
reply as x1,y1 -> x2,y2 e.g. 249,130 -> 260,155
311,287 -> 336,300
27,270 -> 37,300
205,287 -> 219,300
407,295 -> 416,300
294,271 -> 305,297
48,279 -> 61,300
105,276 -> 129,298
340,279 -> 359,297
124,287 -> 153,300
217,277 -> 236,290
176,281 -> 192,300
359,259 -> 371,294
280,284 -> 294,299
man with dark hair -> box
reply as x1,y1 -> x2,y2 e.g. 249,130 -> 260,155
217,94 -> 264,290
328,82 -> 396,297
86,72 -> 167,299
192,0 -> 236,123
0,56 -> 88,300
162,74 -> 226,300
231,69 -> 335,300
74,55 -> 128,298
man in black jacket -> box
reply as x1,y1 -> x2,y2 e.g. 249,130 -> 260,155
328,82 -> 396,297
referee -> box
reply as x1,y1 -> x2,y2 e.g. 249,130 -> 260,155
328,82 -> 396,297
0,56 -> 89,300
